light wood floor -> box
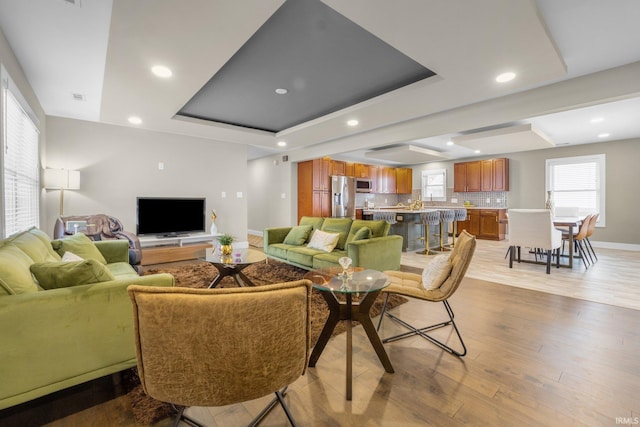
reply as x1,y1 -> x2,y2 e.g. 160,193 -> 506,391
4,237 -> 638,426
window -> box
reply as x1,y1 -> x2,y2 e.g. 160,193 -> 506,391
545,154 -> 605,226
1,67 -> 40,237
421,169 -> 446,201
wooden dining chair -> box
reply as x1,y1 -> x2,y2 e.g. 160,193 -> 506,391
585,213 -> 599,262
562,214 -> 593,269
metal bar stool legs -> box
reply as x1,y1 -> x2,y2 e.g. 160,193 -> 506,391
438,209 -> 455,252
416,211 -> 441,255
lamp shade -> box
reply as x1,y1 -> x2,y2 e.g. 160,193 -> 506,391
44,169 -> 80,190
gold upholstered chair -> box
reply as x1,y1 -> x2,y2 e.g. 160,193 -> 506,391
376,230 -> 476,357
128,280 -> 312,427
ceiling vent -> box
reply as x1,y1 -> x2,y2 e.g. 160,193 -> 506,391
72,93 -> 86,101
60,0 -> 82,7
452,123 -> 554,154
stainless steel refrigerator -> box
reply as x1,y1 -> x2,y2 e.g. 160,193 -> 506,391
331,175 -> 356,218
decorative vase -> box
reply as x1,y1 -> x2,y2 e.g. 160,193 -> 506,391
210,222 -> 218,236
220,244 -> 232,256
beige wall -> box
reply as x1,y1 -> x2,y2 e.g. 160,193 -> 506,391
411,138 -> 640,245
44,117 -> 249,241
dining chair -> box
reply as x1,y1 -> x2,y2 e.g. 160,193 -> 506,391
585,213 -> 599,262
128,280 -> 312,427
507,209 -> 563,274
377,230 -> 476,356
562,214 -> 593,269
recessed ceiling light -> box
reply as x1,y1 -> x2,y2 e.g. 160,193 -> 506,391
597,133 -> 610,138
474,150 -> 481,154
347,119 -> 359,127
128,116 -> 142,125
495,72 -> 516,83
151,65 -> 172,78
275,88 -> 288,95
277,141 -> 287,147
590,117 -> 604,124
446,140 -> 454,146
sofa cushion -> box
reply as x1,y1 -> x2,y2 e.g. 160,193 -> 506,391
265,243 -> 294,260
307,229 -> 340,252
352,219 -> 389,238
313,250 -> 348,269
283,225 -> 313,246
298,216 -> 325,234
320,218 -> 353,250
287,246 -> 325,267
346,224 -> 372,244
52,233 -> 108,264
105,262 -> 140,279
9,228 -> 61,263
0,241 -> 40,295
30,259 -> 116,289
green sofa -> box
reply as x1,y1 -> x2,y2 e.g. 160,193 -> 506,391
264,216 -> 403,271
0,227 -> 174,410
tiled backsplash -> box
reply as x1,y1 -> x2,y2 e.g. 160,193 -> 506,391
356,189 -> 509,208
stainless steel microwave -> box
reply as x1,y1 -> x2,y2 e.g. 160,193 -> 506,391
355,178 -> 373,193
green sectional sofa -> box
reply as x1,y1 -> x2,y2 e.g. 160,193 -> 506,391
0,227 -> 174,410
264,216 -> 403,271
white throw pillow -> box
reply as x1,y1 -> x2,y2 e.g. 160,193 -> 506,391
421,254 -> 453,290
62,251 -> 84,262
307,230 -> 340,252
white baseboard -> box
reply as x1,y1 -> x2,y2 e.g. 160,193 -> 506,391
248,229 -> 263,237
590,240 -> 640,251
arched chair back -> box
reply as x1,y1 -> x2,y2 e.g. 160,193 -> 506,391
128,280 -> 312,427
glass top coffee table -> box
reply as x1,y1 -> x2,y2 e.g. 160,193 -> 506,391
198,247 -> 266,288
304,267 -> 394,401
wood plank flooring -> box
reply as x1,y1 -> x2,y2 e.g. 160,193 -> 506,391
3,238 -> 638,426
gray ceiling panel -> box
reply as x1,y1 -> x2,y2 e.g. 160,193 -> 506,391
177,0 -> 435,133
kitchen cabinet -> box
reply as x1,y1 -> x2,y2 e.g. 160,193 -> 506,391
454,158 -> 509,192
381,167 -> 397,194
345,162 -> 355,177
457,209 -> 506,240
354,163 -> 370,178
370,165 -> 380,193
396,167 -> 413,194
355,208 -> 363,220
331,160 -> 346,176
298,158 -> 331,222
454,161 -> 481,192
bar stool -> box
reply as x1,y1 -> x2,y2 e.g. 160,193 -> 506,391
417,210 -> 441,255
452,208 -> 467,248
438,209 -> 455,251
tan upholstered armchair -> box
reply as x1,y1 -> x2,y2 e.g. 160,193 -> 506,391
54,214 -> 142,273
127,279 -> 312,426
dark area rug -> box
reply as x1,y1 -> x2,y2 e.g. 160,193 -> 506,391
126,260 -> 409,425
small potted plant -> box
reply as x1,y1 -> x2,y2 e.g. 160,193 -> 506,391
218,233 -> 234,256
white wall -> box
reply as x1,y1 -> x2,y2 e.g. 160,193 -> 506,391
44,117 -> 249,241
247,154 -> 296,233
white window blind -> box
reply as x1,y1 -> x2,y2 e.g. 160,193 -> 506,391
2,86 -> 40,236
546,154 -> 605,226
421,169 -> 447,201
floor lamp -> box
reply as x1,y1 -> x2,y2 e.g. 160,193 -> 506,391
44,169 -> 81,216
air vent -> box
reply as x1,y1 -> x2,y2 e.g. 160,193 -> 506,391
61,0 -> 82,7
72,93 -> 86,101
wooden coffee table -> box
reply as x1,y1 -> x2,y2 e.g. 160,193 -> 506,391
198,247 -> 266,288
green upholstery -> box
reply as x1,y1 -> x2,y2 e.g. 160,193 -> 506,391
52,232 -> 108,264
283,225 -> 313,245
264,217 -> 402,271
0,228 -> 175,410
320,218 -> 353,250
30,259 -> 116,289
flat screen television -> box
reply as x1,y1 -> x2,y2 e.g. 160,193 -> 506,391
136,197 -> 206,237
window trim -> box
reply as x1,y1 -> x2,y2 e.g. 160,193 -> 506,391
421,168 -> 447,202
545,154 -> 605,227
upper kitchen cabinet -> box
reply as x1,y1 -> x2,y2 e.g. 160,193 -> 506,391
331,159 -> 347,176
454,161 -> 481,192
396,167 -> 413,194
354,163 -> 370,178
454,158 -> 509,192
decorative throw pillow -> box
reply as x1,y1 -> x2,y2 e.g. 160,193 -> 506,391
421,254 -> 453,290
306,230 -> 340,252
283,225 -> 313,245
352,226 -> 371,241
30,259 -> 116,290
51,233 -> 108,264
62,251 -> 84,262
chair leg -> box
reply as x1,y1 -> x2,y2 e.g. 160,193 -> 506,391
380,300 -> 467,357
171,405 -> 205,427
376,292 -> 391,331
586,238 -> 598,261
545,249 -> 551,274
248,386 -> 297,427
